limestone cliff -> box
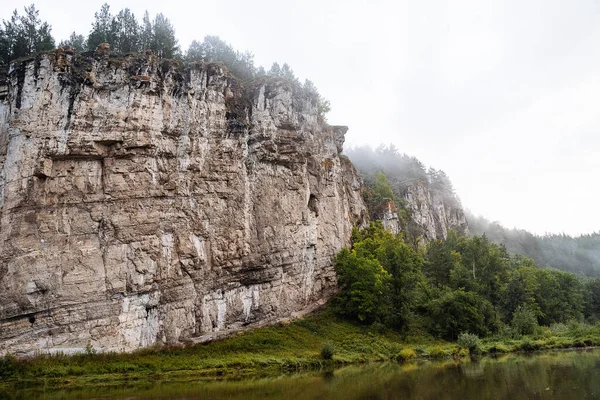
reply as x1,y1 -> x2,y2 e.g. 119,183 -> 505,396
401,180 -> 469,241
375,181 -> 469,242
344,148 -> 469,242
0,49 -> 366,355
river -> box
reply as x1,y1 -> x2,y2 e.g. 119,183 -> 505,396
7,348 -> 600,399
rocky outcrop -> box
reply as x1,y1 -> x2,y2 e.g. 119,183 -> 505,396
403,180 -> 469,241
379,180 -> 469,242
0,50 -> 366,355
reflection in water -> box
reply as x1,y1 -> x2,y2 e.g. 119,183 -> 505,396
6,348 -> 600,400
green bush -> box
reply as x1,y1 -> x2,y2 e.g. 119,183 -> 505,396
428,346 -> 448,358
452,347 -> 470,358
487,343 -> 510,354
457,332 -> 480,354
549,322 -> 568,334
0,355 -> 17,378
85,341 -> 97,356
519,339 -> 541,352
320,343 -> 335,360
511,305 -> 538,336
394,348 -> 416,362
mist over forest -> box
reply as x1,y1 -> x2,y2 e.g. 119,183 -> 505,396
345,145 -> 600,278
344,145 -> 458,203
467,213 -> 600,278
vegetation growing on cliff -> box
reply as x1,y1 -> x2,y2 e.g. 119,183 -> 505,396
0,3 -> 331,119
346,145 -> 462,243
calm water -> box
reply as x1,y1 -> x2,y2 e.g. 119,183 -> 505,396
6,349 -> 600,399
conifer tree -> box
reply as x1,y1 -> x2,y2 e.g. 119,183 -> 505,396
114,8 -> 139,53
87,3 -> 115,50
151,13 -> 178,58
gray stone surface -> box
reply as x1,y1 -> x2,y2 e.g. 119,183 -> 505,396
379,180 -> 469,242
0,50 -> 366,355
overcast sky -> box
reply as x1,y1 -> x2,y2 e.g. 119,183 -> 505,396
2,0 -> 599,236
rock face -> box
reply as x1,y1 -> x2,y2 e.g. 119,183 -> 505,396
0,50 -> 366,355
403,180 -> 469,241
380,181 -> 469,241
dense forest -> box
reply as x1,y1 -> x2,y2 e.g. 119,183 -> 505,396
468,213 -> 600,277
338,146 -> 600,340
335,219 -> 600,341
0,3 -> 330,117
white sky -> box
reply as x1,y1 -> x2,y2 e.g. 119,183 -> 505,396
2,0 -> 599,236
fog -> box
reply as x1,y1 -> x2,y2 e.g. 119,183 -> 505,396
2,0 -> 598,236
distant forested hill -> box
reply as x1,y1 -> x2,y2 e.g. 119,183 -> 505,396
467,212 -> 600,277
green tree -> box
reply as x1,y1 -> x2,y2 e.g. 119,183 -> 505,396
58,31 -> 86,52
186,36 -> 256,80
375,232 -> 425,331
280,63 -> 298,83
87,3 -> 115,50
374,171 -> 395,200
584,278 -> 600,320
0,25 -> 10,68
424,239 -> 460,287
185,39 -> 203,61
114,8 -> 139,53
534,269 -> 584,325
451,235 -> 509,307
267,62 -> 281,76
510,304 -> 538,336
139,11 -> 153,51
1,4 -> 55,66
426,289 -> 497,340
334,247 -> 391,323
500,266 -> 540,321
151,13 -> 179,58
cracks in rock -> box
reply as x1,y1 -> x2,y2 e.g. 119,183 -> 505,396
14,62 -> 27,109
98,216 -> 114,295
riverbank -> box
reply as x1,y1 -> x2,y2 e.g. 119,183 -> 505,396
2,309 -> 600,392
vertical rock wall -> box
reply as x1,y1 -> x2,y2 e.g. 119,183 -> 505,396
403,181 -> 469,241
377,180 -> 469,242
0,50 -> 366,355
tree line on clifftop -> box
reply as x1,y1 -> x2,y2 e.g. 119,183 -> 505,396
339,146 -> 600,341
0,3 -> 330,117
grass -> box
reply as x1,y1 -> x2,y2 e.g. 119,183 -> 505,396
3,309 -> 600,391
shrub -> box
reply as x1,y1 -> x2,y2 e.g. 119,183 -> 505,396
501,325 -> 520,340
519,339 -> 541,352
541,327 -> 553,339
511,305 -> 538,336
85,341 -> 97,356
458,332 -> 480,354
549,323 -> 568,334
452,347 -> 470,358
0,355 -> 17,378
320,343 -> 335,360
394,348 -> 416,362
428,346 -> 448,358
487,344 -> 509,354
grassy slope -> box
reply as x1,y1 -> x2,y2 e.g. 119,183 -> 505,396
2,309 -> 600,391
